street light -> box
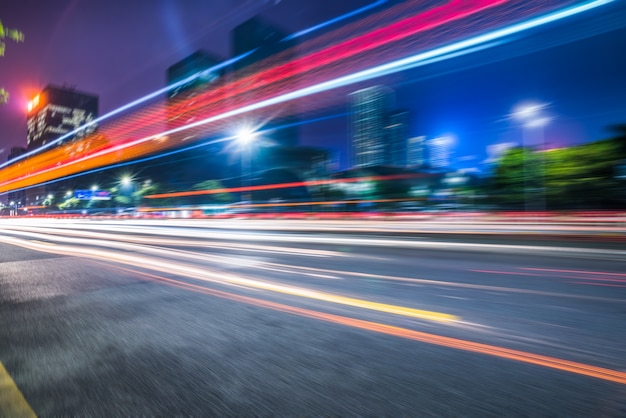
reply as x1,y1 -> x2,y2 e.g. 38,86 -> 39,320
236,128 -> 258,203
119,175 -> 138,210
512,102 -> 550,212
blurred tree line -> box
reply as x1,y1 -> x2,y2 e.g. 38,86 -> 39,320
491,125 -> 626,209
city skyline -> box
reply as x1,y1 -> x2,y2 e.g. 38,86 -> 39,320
1,0 -> 626,175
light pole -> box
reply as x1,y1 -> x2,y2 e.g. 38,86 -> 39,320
236,128 -> 257,203
512,103 -> 550,212
120,176 -> 137,209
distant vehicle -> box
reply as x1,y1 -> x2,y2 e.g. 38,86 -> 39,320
117,208 -> 137,218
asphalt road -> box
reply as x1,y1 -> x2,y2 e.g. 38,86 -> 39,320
0,218 -> 625,416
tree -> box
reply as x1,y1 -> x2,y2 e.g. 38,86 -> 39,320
191,180 -> 234,203
112,180 -> 162,207
492,138 -> 626,209
492,147 -> 535,207
58,197 -> 82,210
0,19 -> 24,104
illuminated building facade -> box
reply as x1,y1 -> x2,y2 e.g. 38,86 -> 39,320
428,136 -> 451,169
386,110 -> 409,166
26,85 -> 98,150
407,136 -> 426,167
349,85 -> 394,168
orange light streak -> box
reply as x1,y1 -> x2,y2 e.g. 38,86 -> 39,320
143,174 -> 424,199
111,265 -> 626,385
0,0 -> 510,193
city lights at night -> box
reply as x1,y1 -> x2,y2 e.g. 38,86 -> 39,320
0,0 -> 625,416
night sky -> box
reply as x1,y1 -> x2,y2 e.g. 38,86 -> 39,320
1,0 -> 625,171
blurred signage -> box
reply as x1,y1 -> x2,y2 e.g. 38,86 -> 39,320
75,190 -> 111,200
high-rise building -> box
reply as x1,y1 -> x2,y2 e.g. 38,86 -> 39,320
23,85 -> 98,207
232,17 -> 289,61
386,110 -> 409,166
231,16 -> 299,147
407,136 -> 426,167
166,50 -> 223,145
26,85 -> 98,150
158,51 -> 226,185
349,85 -> 394,168
428,136 -> 451,169
166,50 -> 222,100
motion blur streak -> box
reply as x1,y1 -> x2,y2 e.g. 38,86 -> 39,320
473,268 -> 626,283
144,174 -> 420,199
284,0 -> 388,40
0,0 -> 385,167
0,225 -> 342,257
0,1 -> 615,193
0,221 -> 621,305
0,0 -> 504,192
1,219 -> 622,259
109,265 -> 626,385
0,234 -> 458,323
522,267 -> 626,277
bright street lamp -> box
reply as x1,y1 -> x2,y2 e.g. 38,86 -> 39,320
236,127 -> 258,202
236,128 -> 257,147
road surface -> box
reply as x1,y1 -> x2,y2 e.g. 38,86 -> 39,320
0,218 -> 625,416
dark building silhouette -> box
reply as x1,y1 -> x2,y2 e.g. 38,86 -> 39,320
166,50 -> 223,100
162,50 -> 228,185
231,16 -> 299,147
232,17 -> 288,60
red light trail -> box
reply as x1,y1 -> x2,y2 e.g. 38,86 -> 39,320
0,1 -> 605,194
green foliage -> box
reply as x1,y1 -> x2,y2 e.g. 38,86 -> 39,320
492,138 -> 626,208
1,19 -> 24,105
58,197 -> 81,210
0,20 -> 25,47
492,147 -> 534,205
112,180 -> 161,207
191,180 -> 234,203
42,196 -> 55,207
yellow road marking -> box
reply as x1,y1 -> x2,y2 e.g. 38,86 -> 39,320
1,236 -> 458,324
119,267 -> 626,385
0,361 -> 36,417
